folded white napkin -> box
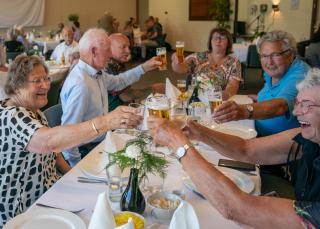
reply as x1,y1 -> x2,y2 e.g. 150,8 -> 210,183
89,192 -> 135,229
89,192 -> 115,229
104,131 -> 127,177
169,201 -> 200,229
165,78 -> 181,107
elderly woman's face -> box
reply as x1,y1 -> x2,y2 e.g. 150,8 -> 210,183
211,32 -> 228,54
16,65 -> 50,111
260,41 -> 294,79
293,86 -> 320,143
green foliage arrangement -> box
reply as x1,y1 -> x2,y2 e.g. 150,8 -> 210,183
106,133 -> 169,183
68,14 -> 79,22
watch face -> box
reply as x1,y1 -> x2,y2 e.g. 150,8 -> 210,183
247,105 -> 254,112
176,147 -> 186,158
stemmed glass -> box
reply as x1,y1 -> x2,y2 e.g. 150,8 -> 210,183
205,85 -> 223,126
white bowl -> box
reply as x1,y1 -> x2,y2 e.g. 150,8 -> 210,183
147,192 -> 182,220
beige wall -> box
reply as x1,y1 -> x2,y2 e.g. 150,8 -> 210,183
149,0 -> 313,52
0,0 -> 136,36
245,0 -> 313,41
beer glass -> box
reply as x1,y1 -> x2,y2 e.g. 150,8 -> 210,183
206,85 -> 223,113
156,47 -> 167,71
176,41 -> 185,63
177,79 -> 187,93
129,103 -> 145,131
188,102 -> 207,122
170,107 -> 187,129
146,94 -> 170,119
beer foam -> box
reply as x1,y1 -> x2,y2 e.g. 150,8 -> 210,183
146,95 -> 170,110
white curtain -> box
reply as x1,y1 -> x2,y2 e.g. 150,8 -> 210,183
0,0 -> 45,28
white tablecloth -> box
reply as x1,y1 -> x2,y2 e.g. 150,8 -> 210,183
30,96 -> 260,228
232,43 -> 250,63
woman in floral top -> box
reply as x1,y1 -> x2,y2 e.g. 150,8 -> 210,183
172,27 -> 242,100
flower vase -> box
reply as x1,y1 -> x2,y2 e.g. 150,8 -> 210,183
120,168 -> 146,214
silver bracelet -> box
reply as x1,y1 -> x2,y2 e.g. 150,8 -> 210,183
91,121 -> 99,134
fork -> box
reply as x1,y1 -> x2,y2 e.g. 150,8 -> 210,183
36,203 -> 85,213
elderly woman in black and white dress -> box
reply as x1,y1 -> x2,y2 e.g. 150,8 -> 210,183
0,55 -> 142,227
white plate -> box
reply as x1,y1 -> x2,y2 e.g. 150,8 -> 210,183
182,166 -> 255,194
210,122 -> 257,139
4,208 -> 86,229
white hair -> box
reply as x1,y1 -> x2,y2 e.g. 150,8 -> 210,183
297,68 -> 320,91
257,30 -> 297,54
78,28 -> 108,55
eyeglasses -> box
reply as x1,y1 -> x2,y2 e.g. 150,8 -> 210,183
212,35 -> 227,41
259,48 -> 291,61
294,99 -> 320,114
27,76 -> 51,85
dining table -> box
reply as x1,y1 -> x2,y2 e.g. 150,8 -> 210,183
28,96 -> 261,229
232,43 -> 250,63
33,37 -> 60,54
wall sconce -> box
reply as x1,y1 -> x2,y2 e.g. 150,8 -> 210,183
272,4 -> 280,12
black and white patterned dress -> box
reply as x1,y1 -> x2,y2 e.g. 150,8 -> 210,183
0,99 -> 59,227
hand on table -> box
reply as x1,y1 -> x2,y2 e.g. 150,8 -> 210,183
106,106 -> 142,129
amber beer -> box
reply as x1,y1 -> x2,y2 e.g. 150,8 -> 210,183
209,99 -> 223,112
148,108 -> 170,119
146,94 -> 170,119
177,80 -> 187,93
176,41 -> 185,63
156,47 -> 167,71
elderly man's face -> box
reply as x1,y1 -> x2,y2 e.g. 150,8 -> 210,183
111,36 -> 131,63
260,41 -> 294,80
92,37 -> 111,70
17,65 -> 50,111
63,29 -> 74,46
293,86 -> 320,143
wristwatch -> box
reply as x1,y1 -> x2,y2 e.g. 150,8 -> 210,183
174,143 -> 193,162
245,104 -> 254,119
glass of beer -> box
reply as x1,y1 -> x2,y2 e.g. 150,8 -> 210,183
156,47 -> 167,71
176,41 -> 185,63
206,85 -> 223,113
170,107 -> 187,129
146,94 -> 170,119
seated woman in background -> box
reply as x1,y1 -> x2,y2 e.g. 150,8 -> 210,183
4,27 -> 24,53
0,55 -> 141,227
171,27 -> 242,100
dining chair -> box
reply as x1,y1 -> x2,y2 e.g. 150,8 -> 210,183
241,44 -> 262,89
43,103 -> 62,127
41,77 -> 64,111
6,51 -> 23,62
